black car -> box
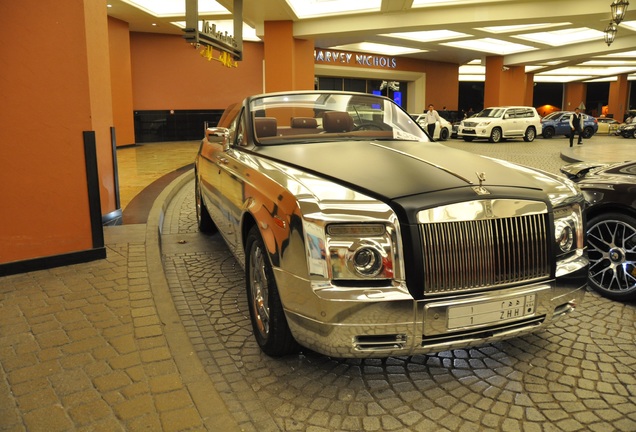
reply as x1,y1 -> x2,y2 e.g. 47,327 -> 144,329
561,161 -> 636,300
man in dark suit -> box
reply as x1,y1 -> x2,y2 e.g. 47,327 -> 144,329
569,108 -> 583,147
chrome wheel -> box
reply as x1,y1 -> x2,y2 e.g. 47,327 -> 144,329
587,213 -> 636,300
523,127 -> 536,142
245,226 -> 298,356
248,241 -> 270,339
489,128 -> 502,143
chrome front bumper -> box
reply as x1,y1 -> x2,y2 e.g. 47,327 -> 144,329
276,256 -> 588,358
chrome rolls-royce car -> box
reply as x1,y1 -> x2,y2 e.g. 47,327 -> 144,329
561,161 -> 636,301
195,91 -> 589,358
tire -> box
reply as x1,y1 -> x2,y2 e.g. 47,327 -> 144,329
523,127 -> 536,142
489,128 -> 502,143
586,212 -> 636,301
195,177 -> 216,234
245,226 -> 299,356
462,136 -> 474,142
632,129 -> 636,139
439,128 -> 449,141
542,127 -> 554,139
582,126 -> 594,139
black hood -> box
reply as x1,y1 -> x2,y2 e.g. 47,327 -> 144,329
253,140 -> 551,201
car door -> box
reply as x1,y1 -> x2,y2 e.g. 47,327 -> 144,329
198,125 -> 229,232
555,113 -> 571,135
217,110 -> 250,250
504,108 -> 522,136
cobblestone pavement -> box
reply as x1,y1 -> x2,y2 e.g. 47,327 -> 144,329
159,137 -> 636,432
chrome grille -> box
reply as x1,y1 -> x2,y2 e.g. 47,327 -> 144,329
420,214 -> 550,295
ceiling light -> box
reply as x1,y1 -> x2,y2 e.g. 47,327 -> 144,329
604,22 -> 618,46
441,38 -> 536,55
383,30 -> 469,43
331,42 -> 423,56
514,28 -> 604,46
611,0 -> 630,24
477,23 -> 570,34
286,0 -> 381,19
121,0 -> 228,17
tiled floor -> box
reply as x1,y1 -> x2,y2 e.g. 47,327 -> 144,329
116,141 -> 200,209
116,141 -> 200,224
1,135 -> 634,432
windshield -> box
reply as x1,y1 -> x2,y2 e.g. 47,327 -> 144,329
542,112 -> 563,120
249,91 -> 428,145
475,108 -> 506,118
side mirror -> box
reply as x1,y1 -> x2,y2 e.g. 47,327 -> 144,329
205,127 -> 230,145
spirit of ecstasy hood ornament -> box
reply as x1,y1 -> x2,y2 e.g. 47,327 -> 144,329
472,171 -> 490,195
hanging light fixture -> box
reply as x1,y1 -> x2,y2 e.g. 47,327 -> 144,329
604,21 -> 618,46
611,0 -> 630,24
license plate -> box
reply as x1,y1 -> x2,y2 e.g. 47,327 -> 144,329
447,295 -> 536,330
463,129 -> 475,134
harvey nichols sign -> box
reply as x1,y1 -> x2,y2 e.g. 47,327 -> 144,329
315,50 -> 397,69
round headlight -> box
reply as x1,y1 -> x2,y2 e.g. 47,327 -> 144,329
352,247 -> 382,277
555,221 -> 574,253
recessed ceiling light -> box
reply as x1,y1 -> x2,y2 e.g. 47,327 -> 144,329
121,0 -> 228,17
286,0 -> 381,19
514,28 -> 604,46
477,23 -> 570,34
332,42 -> 424,56
442,38 -> 536,55
382,30 -> 469,43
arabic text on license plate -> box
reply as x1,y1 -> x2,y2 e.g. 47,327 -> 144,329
447,295 -> 536,330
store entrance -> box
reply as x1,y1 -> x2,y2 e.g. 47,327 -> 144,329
316,77 -> 408,109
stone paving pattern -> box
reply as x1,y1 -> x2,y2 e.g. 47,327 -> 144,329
1,136 -> 635,431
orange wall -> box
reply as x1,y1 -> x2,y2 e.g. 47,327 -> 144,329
484,57 -> 533,107
263,21 -> 315,92
608,74 -> 629,120
0,0 -> 110,264
130,33 -> 265,110
564,82 -> 587,112
85,0 -> 116,216
108,17 -> 136,146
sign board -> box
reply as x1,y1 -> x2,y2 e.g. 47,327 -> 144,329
184,0 -> 243,61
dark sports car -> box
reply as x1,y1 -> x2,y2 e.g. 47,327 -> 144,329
195,90 -> 588,358
561,161 -> 636,300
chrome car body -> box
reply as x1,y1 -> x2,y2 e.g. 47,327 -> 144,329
561,161 -> 636,301
195,90 -> 589,358
540,111 -> 598,139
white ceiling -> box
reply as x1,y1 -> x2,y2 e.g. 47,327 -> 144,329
106,0 -> 636,83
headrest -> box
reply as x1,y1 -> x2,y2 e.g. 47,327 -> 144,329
254,117 -> 278,138
322,111 -> 354,133
290,117 -> 318,128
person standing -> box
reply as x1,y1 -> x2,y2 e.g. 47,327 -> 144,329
425,104 -> 442,141
569,108 -> 583,147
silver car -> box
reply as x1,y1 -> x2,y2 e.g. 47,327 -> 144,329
195,91 -> 588,358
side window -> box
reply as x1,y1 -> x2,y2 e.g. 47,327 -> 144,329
227,108 -> 248,147
235,111 -> 248,146
506,109 -> 518,119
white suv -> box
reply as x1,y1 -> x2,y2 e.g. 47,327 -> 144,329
457,106 -> 542,143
